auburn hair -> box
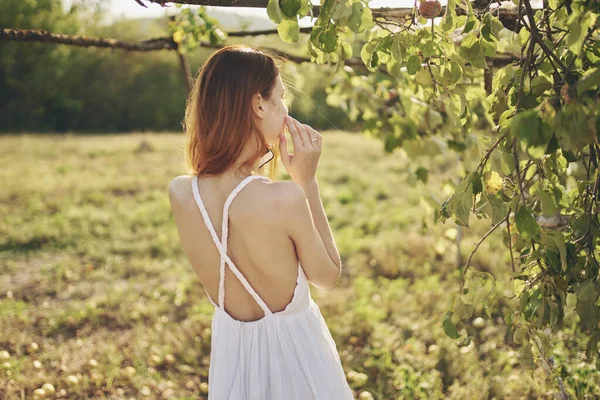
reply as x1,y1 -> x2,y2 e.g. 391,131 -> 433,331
183,44 -> 286,181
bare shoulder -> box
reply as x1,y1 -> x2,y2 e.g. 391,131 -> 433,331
167,175 -> 193,206
267,180 -> 306,211
169,175 -> 193,189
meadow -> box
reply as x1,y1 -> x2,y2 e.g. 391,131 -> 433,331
1,131 -> 598,399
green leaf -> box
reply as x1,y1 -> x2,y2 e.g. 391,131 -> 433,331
562,149 -> 578,162
443,313 -> 461,338
331,0 -> 353,24
415,167 -> 429,183
567,12 -> 593,56
448,173 -> 474,227
406,55 -> 421,75
455,296 -> 474,320
208,29 -> 226,45
480,37 -> 497,57
280,0 -> 301,18
515,205 -> 540,240
319,26 -> 338,52
340,41 -> 353,59
472,171 -> 483,195
298,0 -> 310,16
388,59 -> 403,78
509,109 -> 553,156
482,192 -> 508,225
461,0 -> 477,34
373,35 -> 393,65
546,230 -> 567,272
459,34 -> 487,69
481,14 -> 493,41
317,0 -> 335,19
518,342 -> 535,369
575,282 -> 600,330
517,26 -> 530,46
463,13 -> 477,34
441,12 -> 454,32
397,117 -> 417,140
442,0 -> 457,32
531,75 -> 552,96
537,190 -> 556,217
588,336 -> 600,362
267,0 -> 283,23
495,64 -> 516,89
500,150 -> 515,174
553,103 -> 596,151
575,279 -> 596,301
421,41 -> 437,58
348,2 -> 363,33
514,279 -> 526,297
444,60 -> 462,85
391,34 -> 404,63
361,6 -> 376,30
360,38 -> 380,70
309,25 -> 323,47
277,17 -> 300,42
576,67 -> 600,96
384,131 -> 401,153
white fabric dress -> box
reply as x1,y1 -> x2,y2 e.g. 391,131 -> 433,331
191,174 -> 354,400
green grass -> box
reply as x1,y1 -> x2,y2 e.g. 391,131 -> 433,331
0,131 -> 597,399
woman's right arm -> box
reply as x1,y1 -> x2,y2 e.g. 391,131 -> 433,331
299,178 -> 342,272
277,115 -> 342,289
280,180 -> 342,289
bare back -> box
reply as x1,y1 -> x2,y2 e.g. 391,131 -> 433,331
168,174 -> 301,322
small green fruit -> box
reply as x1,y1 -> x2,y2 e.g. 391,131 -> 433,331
42,383 -> 55,395
472,317 -> 486,330
358,391 -> 375,400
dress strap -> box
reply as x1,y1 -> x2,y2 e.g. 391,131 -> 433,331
191,174 -> 273,316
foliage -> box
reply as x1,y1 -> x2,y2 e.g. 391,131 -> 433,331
168,5 -> 227,54
0,1 -> 351,132
0,0 -> 188,132
270,0 -> 600,378
168,0 -> 600,379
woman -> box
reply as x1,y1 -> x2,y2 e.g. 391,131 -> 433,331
168,44 -> 353,399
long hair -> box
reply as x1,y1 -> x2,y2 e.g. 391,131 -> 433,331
183,44 -> 286,181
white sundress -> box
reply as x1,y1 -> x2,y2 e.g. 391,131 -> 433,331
191,174 -> 354,400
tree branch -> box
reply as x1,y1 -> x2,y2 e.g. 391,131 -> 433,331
459,211 -> 510,293
522,0 -> 567,71
136,0 -> 523,31
1,27 -> 521,66
228,26 -> 313,36
0,28 -> 176,51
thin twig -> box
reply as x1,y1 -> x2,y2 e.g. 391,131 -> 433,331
522,0 -> 567,71
506,207 -> 516,272
460,211 -> 510,293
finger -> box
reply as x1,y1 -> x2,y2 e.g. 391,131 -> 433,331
290,117 -> 309,148
279,131 -> 291,168
285,116 -> 303,149
302,124 -> 319,147
302,124 -> 322,149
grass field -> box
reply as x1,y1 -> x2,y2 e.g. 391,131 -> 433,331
1,131 -> 598,399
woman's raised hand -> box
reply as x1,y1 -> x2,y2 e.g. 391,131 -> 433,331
279,115 -> 322,187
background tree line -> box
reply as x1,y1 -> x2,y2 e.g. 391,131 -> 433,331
0,0 -> 353,133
